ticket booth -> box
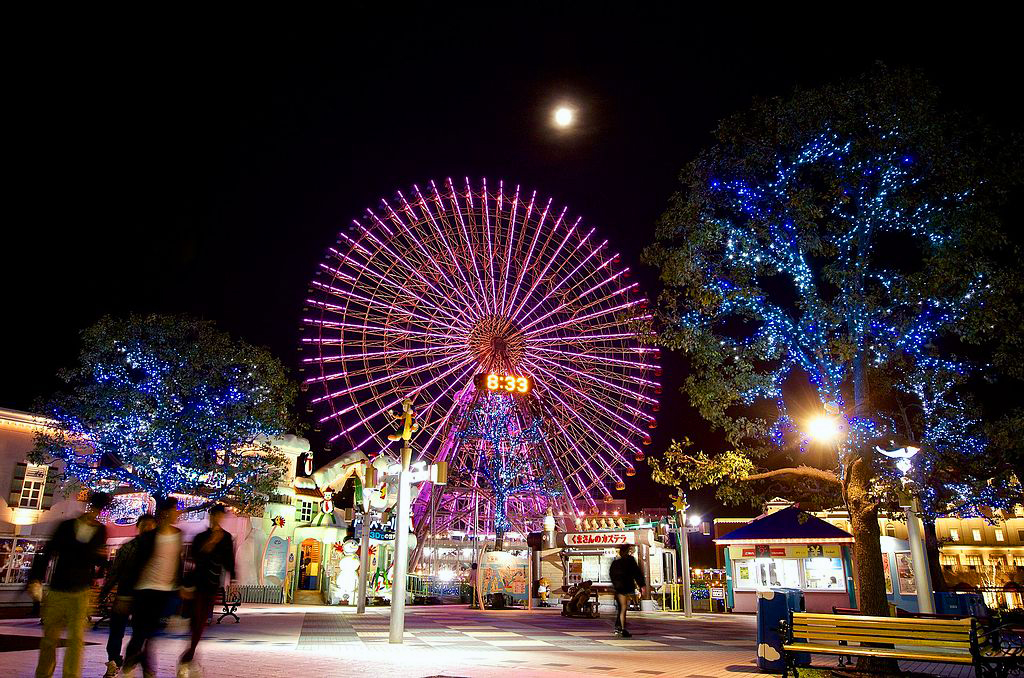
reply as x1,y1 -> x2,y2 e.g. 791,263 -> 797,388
714,506 -> 857,613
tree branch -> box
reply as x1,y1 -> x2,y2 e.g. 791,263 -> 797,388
743,465 -> 841,487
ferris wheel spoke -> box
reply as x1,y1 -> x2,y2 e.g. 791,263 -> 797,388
413,184 -> 488,318
498,182 -> 520,315
330,233 -> 471,328
525,297 -> 645,340
313,350 -> 469,406
523,357 -> 644,453
507,209 -> 574,320
327,356 -> 477,441
392,193 -> 478,316
530,349 -> 661,396
513,237 -> 607,325
308,280 -> 459,333
476,178 -> 499,313
442,178 -> 492,316
504,191 -> 547,317
520,274 -> 637,335
532,345 -> 657,371
529,353 -> 657,418
544,409 -> 617,499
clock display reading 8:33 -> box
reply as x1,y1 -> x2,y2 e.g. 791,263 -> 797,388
473,373 -> 532,394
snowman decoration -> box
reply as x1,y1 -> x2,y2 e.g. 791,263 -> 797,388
334,538 -> 360,604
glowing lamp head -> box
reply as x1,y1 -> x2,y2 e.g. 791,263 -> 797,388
689,515 -> 701,528
807,415 -> 841,443
553,106 -> 574,128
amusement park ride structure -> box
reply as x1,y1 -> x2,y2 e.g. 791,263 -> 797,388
302,178 -> 660,571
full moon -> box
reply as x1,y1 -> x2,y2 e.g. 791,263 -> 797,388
553,106 -> 574,128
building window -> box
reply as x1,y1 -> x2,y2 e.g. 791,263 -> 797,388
1014,556 -> 1024,571
1018,529 -> 1024,542
298,501 -> 313,523
18,465 -> 48,509
995,529 -> 1004,542
939,555 -> 958,570
884,523 -> 896,537
964,555 -> 983,570
949,528 -> 959,542
971,529 -> 982,542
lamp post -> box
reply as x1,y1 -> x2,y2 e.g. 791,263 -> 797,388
388,399 -> 418,644
672,493 -> 695,618
876,443 -> 934,614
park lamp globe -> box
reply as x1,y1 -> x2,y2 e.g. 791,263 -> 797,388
807,414 -> 841,444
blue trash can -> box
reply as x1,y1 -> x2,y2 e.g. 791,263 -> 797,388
756,587 -> 808,672
934,591 -> 959,615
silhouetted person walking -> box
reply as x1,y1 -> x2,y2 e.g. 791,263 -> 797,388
99,513 -> 156,677
608,544 -> 645,637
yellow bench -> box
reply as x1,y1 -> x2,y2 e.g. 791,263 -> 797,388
780,611 -> 1021,678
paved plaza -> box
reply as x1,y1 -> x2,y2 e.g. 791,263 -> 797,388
0,605 -> 975,677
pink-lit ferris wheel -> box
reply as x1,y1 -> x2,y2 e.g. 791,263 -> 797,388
302,178 -> 659,534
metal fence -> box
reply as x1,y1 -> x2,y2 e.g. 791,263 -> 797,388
236,585 -> 284,604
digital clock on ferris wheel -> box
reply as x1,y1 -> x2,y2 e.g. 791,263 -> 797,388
473,372 -> 533,394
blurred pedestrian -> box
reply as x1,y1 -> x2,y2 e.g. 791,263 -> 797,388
608,544 -> 646,637
99,513 -> 156,677
178,504 -> 236,677
122,497 -> 182,678
29,491 -> 112,678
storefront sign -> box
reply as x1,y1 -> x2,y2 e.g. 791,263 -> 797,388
735,544 -> 842,559
710,587 -> 726,599
562,528 -> 655,548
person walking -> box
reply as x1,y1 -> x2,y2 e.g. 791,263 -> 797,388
608,544 -> 646,637
99,513 -> 156,678
122,497 -> 182,678
178,504 -> 236,678
28,491 -> 112,678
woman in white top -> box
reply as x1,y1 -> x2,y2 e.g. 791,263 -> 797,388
121,498 -> 182,678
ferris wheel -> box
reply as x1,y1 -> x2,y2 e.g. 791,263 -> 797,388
302,178 -> 660,534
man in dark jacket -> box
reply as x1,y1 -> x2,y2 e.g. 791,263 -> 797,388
178,504 -> 236,675
99,513 -> 156,677
608,544 -> 646,637
29,491 -> 112,678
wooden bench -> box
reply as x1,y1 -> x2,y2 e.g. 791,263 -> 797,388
780,611 -> 1022,678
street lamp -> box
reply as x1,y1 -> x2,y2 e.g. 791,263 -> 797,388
876,442 -> 934,614
807,414 -> 842,444
672,493 -> 696,618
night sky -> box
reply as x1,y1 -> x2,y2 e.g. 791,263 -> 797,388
4,10 -> 1020,562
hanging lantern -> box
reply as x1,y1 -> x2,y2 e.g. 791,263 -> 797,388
625,467 -> 636,477
635,451 -> 645,461
615,481 -> 626,491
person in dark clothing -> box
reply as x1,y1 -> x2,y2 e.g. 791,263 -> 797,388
178,504 -> 236,676
99,513 -> 156,677
122,497 -> 182,678
29,491 -> 112,678
608,544 -> 646,637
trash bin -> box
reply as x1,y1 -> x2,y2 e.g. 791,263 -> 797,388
756,587 -> 808,672
934,591 -> 959,615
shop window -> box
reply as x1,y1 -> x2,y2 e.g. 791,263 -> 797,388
964,555 -> 983,570
0,537 -> 48,584
803,557 -> 846,591
995,529 -> 1004,542
939,555 -> 958,570
972,529 -> 982,542
949,528 -> 959,542
733,558 -> 800,590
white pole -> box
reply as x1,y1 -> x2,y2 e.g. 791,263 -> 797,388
905,498 -> 935,614
677,510 -> 693,618
389,468 -> 412,643
356,509 -> 371,614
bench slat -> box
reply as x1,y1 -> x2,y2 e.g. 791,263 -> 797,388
789,629 -> 971,648
783,643 -> 974,664
791,624 -> 971,643
793,612 -> 970,629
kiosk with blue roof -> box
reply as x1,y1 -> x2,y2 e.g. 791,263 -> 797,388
715,506 -> 857,613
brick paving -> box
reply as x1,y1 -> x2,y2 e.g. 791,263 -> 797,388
0,605 -> 979,677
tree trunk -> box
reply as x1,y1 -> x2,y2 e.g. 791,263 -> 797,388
922,518 -> 947,593
846,451 -> 901,675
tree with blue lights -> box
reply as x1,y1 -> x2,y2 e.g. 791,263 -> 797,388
32,314 -> 297,512
645,68 -> 1022,620
454,393 -> 558,551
